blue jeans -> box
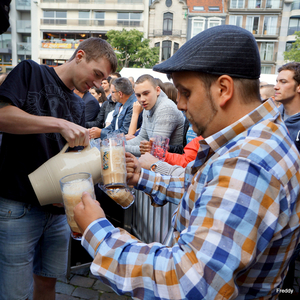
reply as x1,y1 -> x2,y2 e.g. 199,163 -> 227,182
0,197 -> 70,300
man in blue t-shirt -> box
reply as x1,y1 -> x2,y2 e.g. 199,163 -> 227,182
0,38 -> 117,300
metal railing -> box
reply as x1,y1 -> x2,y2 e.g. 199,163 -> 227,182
131,190 -> 176,244
41,0 -> 143,3
152,29 -> 182,37
40,18 -> 143,27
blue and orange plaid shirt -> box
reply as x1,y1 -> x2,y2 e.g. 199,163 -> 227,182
82,99 -> 300,299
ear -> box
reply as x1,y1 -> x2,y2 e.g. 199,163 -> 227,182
75,49 -> 85,63
297,84 -> 300,94
214,75 -> 234,108
156,86 -> 161,96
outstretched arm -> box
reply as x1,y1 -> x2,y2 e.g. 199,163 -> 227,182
0,104 -> 89,147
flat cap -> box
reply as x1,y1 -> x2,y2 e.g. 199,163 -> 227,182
153,25 -> 261,79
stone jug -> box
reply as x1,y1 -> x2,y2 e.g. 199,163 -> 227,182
28,143 -> 102,206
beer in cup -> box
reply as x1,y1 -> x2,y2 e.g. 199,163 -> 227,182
60,172 -> 95,240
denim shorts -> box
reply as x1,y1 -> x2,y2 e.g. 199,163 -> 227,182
0,197 -> 71,300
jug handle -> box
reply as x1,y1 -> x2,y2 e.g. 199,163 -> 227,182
59,143 -> 91,154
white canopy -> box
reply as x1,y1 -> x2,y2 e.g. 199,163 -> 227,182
119,68 -> 172,83
120,68 -> 278,85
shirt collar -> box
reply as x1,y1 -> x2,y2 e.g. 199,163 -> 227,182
191,99 -> 280,173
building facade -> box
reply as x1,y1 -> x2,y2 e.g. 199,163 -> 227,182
1,0 -> 299,74
5,0 -> 149,70
186,0 -> 226,40
277,0 -> 297,71
148,0 -> 188,62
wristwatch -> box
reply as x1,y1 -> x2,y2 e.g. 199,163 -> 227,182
150,161 -> 161,172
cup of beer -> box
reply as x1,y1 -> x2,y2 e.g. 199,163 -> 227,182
150,135 -> 170,161
100,136 -> 127,189
59,172 -> 95,240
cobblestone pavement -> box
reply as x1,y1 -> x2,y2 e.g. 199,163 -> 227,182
56,267 -> 131,300
55,259 -> 300,300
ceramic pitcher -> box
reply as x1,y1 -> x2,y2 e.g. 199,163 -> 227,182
28,143 -> 102,206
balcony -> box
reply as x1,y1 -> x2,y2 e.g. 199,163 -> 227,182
16,0 -> 31,10
246,26 -> 280,36
292,1 -> 300,10
229,0 -> 283,10
17,43 -> 31,54
41,0 -> 143,3
288,26 -> 300,35
16,20 -> 31,33
151,30 -> 183,37
40,18 -> 144,28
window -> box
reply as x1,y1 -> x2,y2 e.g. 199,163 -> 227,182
95,11 -> 104,26
163,13 -> 173,35
79,11 -> 89,25
230,0 -> 244,9
286,41 -> 294,51
192,18 -> 205,37
208,18 -> 222,28
292,1 -> 300,10
248,0 -> 261,8
117,12 -> 141,26
193,6 -> 204,11
0,33 -> 11,48
229,15 -> 243,27
173,42 -> 179,54
288,17 -> 300,35
155,42 -> 160,48
261,66 -> 271,74
263,16 -> 277,35
260,42 -> 274,60
208,6 -> 220,11
43,10 -> 67,25
266,0 -> 280,8
0,54 -> 12,64
246,16 -> 259,34
162,40 -> 171,61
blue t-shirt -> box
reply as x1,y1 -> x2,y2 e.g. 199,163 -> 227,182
186,122 -> 197,144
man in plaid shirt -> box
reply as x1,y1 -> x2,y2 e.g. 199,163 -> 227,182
74,25 -> 300,299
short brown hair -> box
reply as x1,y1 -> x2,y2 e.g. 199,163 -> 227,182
278,62 -> 300,85
69,37 -> 117,73
135,74 -> 158,89
196,73 -> 260,104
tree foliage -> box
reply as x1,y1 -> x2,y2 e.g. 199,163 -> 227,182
106,29 -> 159,71
283,31 -> 300,62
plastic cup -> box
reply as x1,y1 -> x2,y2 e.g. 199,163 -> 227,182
150,136 -> 170,161
60,172 -> 95,240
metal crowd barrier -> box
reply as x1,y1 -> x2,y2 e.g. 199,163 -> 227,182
130,190 -> 176,245
67,188 -> 176,278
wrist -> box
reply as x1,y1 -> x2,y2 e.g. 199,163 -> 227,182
150,160 -> 162,172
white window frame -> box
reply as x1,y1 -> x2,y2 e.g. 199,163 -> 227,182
246,15 -> 260,34
230,0 -> 245,9
266,0 -> 280,8
208,17 -> 222,28
248,0 -> 261,8
260,42 -> 274,60
191,17 -> 205,38
229,15 -> 243,27
263,16 -> 278,35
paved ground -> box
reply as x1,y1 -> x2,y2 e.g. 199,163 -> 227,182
56,266 -> 131,300
55,258 -> 300,300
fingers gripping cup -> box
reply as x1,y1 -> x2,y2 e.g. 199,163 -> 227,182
60,172 -> 95,240
100,137 -> 127,189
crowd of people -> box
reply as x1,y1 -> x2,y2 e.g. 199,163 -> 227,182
1,24 -> 300,300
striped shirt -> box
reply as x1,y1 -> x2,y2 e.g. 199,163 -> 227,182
82,99 -> 300,299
